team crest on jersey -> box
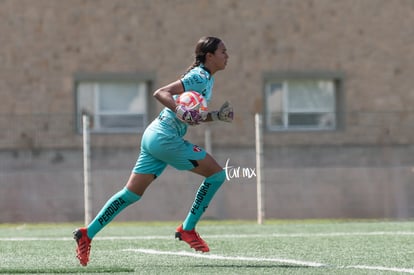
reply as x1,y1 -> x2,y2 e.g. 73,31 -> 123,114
193,145 -> 202,152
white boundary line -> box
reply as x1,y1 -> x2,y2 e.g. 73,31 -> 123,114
124,248 -> 414,274
123,248 -> 326,267
1,231 -> 414,241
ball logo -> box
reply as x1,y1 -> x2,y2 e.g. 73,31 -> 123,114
193,145 -> 202,152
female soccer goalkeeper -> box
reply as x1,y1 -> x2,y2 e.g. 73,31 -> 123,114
73,36 -> 233,266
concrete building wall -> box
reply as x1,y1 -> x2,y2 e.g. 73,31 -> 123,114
1,0 -> 414,222
2,144 -> 414,222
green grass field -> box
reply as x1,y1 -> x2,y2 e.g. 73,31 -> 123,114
1,220 -> 414,274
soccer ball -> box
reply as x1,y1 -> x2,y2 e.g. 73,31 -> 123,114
176,91 -> 208,113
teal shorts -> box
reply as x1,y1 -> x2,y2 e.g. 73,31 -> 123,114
132,116 -> 207,177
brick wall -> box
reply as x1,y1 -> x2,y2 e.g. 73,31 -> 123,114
1,0 -> 414,148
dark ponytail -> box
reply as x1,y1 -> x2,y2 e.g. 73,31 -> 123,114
182,36 -> 222,76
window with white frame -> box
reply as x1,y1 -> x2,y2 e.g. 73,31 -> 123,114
76,78 -> 150,133
265,75 -> 341,131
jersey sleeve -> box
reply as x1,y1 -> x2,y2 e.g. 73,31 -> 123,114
180,69 -> 209,93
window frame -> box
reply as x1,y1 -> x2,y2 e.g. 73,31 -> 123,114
74,72 -> 155,134
263,72 -> 344,132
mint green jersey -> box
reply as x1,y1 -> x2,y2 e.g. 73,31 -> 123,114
132,65 -> 214,176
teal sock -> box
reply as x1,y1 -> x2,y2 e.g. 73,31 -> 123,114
182,170 -> 226,230
87,187 -> 141,239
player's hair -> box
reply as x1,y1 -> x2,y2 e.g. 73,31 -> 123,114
182,36 -> 222,76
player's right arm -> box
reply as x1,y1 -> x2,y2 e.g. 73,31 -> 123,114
153,80 -> 184,112
153,80 -> 201,124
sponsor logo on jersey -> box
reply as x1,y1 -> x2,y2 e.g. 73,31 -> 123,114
192,75 -> 203,84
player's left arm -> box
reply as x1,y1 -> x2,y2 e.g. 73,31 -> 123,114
203,101 -> 234,123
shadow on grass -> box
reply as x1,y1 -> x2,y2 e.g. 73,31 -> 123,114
0,267 -> 134,274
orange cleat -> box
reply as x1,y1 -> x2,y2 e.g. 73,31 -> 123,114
73,227 -> 92,266
175,224 -> 210,252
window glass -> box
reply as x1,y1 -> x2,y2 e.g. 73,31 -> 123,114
265,78 -> 338,131
76,80 -> 148,133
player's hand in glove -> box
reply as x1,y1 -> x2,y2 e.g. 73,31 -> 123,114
175,105 -> 202,125
211,101 -> 234,122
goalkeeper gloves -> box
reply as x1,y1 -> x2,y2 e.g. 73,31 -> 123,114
211,101 -> 233,122
175,105 -> 201,125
